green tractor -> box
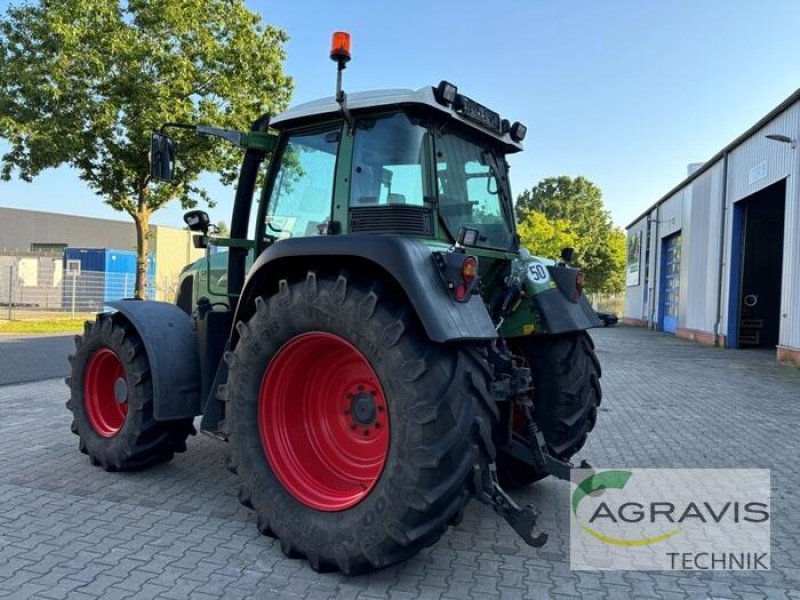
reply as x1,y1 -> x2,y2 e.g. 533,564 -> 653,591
66,33 -> 601,574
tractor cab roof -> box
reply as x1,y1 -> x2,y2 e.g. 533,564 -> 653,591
270,85 -> 525,154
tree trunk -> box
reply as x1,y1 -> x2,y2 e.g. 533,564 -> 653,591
133,211 -> 150,300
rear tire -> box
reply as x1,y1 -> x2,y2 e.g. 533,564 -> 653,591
498,331 -> 601,488
66,314 -> 195,471
223,271 -> 496,574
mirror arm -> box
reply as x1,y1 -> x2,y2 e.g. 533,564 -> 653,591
196,125 -> 244,147
159,122 -> 196,135
158,122 -> 276,151
160,123 -> 245,147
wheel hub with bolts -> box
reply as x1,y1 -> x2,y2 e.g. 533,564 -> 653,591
113,378 -> 128,405
345,385 -> 385,435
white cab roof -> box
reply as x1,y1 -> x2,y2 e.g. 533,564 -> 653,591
270,86 -> 523,152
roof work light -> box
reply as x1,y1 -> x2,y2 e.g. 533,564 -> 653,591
435,80 -> 458,105
510,121 -> 527,142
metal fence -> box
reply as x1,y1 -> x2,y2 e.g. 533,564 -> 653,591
593,292 -> 625,316
0,253 -> 156,320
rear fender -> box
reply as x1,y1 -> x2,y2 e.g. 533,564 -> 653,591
231,236 -> 498,347
499,253 -> 600,337
108,300 -> 201,420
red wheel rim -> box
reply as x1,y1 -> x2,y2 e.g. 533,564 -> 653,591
259,332 -> 390,511
84,348 -> 127,437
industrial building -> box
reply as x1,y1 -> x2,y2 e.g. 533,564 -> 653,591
624,88 -> 800,366
0,207 -> 202,303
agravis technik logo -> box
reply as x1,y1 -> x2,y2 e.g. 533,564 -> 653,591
569,469 -> 771,571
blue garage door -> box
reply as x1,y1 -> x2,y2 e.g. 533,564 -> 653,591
661,233 -> 681,334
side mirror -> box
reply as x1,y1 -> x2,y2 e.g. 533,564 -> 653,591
184,209 -> 211,232
150,132 -> 175,182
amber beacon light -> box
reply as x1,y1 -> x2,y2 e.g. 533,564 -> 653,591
330,31 -> 351,63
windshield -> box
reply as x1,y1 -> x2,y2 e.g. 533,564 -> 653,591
435,131 -> 514,250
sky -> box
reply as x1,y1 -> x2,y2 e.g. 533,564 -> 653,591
1,0 -> 799,230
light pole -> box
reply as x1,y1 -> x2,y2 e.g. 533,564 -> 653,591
765,133 -> 796,149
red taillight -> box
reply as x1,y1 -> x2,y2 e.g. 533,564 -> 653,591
461,256 -> 477,284
454,283 -> 468,301
575,271 -> 585,296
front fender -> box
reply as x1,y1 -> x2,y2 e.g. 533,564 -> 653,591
108,300 -> 201,420
232,236 -> 498,345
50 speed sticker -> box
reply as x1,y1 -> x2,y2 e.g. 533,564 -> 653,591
527,261 -> 551,284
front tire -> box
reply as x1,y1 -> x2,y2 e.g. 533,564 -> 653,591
498,331 -> 601,488
223,271 -> 496,574
66,314 -> 195,471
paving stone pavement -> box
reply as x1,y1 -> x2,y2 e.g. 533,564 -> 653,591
1,325 -> 799,599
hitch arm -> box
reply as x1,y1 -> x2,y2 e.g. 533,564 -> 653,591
473,462 -> 548,548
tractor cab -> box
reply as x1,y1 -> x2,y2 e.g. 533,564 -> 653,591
150,31 -> 530,313
259,83 -> 526,255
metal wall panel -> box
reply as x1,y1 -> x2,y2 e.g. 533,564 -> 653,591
684,160 -> 724,333
658,192 -> 683,238
727,104 -> 800,203
780,131 -> 800,350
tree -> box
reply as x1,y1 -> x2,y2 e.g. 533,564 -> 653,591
516,176 -> 624,293
516,210 -> 579,260
0,0 -> 293,298
215,221 -> 230,238
604,228 -> 627,294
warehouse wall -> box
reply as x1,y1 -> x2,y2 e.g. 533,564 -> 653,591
0,207 -> 203,304
0,207 -> 136,252
723,103 -> 800,353
150,226 -> 204,302
624,95 -> 800,364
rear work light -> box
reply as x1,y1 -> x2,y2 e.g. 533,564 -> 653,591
434,80 -> 458,105
510,121 -> 527,142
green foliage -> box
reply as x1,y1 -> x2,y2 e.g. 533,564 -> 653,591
516,210 -> 579,260
605,227 -> 627,294
0,0 -> 292,296
215,220 -> 230,237
516,176 -> 625,293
